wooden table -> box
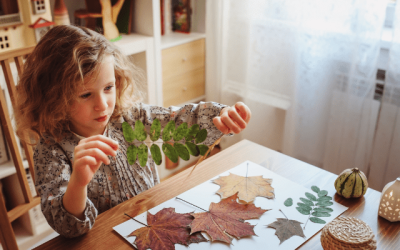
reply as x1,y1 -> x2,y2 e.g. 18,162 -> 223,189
35,140 -> 400,249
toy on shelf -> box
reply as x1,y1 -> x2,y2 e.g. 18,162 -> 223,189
172,0 -> 190,33
54,0 -> 70,25
379,177 -> 400,222
74,0 -> 132,41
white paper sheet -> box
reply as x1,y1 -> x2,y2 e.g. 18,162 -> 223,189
114,160 -> 348,249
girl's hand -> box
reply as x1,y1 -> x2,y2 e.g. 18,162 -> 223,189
70,135 -> 119,187
213,102 -> 251,134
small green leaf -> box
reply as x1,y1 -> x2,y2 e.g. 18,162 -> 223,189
318,190 -> 328,197
297,202 -> 312,211
305,192 -> 317,201
311,186 -> 320,193
314,207 -> 333,213
162,143 -> 178,163
173,123 -> 188,141
162,120 -> 175,142
185,124 -> 199,141
317,196 -> 332,202
316,201 -> 333,207
150,144 -> 162,165
296,206 -> 310,215
312,211 -> 331,217
195,129 -> 207,144
122,122 -> 135,142
185,142 -> 199,156
174,142 -> 190,161
150,119 -> 161,141
284,198 -> 293,207
127,145 -> 138,165
134,120 -> 147,142
310,217 -> 326,224
197,144 -> 209,156
300,198 -> 314,207
138,144 -> 148,167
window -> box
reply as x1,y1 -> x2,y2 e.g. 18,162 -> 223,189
32,0 -> 46,15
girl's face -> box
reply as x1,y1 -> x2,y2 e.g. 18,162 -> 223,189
69,55 -> 116,137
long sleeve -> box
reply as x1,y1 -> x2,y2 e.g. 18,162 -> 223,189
123,101 -> 227,146
33,136 -> 98,238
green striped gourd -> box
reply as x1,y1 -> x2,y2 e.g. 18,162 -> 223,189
334,168 -> 368,198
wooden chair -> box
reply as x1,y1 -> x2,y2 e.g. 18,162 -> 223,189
0,46 -> 37,250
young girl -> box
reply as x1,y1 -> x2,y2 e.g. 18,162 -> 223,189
14,25 -> 251,238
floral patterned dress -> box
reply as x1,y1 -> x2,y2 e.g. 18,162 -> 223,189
34,102 -> 227,238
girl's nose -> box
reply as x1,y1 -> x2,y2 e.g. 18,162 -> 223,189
94,94 -> 108,111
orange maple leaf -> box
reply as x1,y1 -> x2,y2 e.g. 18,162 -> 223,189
213,173 -> 275,203
190,193 -> 269,244
128,207 -> 207,250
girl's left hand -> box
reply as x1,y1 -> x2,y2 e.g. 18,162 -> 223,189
213,102 -> 251,134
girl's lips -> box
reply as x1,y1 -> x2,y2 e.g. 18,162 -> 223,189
95,115 -> 107,122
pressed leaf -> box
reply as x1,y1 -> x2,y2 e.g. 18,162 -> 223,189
197,144 -> 209,156
317,196 -> 332,202
185,142 -> 199,156
314,207 -> 333,213
138,144 -> 148,167
311,186 -> 320,193
190,193 -> 269,244
127,145 -> 138,165
305,192 -> 317,201
310,217 -> 326,224
150,144 -> 162,165
134,120 -> 147,142
163,120 -> 175,142
213,173 -> 274,203
185,124 -> 199,141
173,122 -> 188,141
300,198 -> 314,207
296,206 -> 311,215
150,119 -> 161,141
128,207 -> 207,250
316,201 -> 333,207
284,198 -> 293,207
318,190 -> 328,197
174,142 -> 190,161
267,218 -> 305,244
311,211 -> 331,217
297,203 -> 312,211
122,122 -> 135,142
195,129 -> 207,144
162,143 -> 179,163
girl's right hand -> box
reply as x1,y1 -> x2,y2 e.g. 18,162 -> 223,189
70,135 -> 119,187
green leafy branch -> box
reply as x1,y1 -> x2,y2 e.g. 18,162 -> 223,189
284,185 -> 333,229
122,118 -> 209,167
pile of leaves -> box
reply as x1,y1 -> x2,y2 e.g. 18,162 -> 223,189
122,119 -> 210,167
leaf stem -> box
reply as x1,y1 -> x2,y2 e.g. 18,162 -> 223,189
124,213 -> 148,227
303,203 -> 314,230
176,197 -> 208,212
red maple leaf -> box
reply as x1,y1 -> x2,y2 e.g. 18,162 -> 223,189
190,193 -> 269,244
128,207 -> 207,250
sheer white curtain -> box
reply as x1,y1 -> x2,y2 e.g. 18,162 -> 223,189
210,0 -> 386,178
369,3 -> 400,191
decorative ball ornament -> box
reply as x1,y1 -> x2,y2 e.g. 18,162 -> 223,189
378,177 -> 400,222
334,168 -> 368,198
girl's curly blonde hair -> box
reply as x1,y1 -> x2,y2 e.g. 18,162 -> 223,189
15,25 -> 145,144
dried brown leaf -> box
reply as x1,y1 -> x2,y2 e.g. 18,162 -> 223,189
190,193 -> 269,244
128,207 -> 207,250
267,218 -> 306,244
213,173 -> 275,203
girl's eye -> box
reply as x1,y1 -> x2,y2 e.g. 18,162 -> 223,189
105,85 -> 114,91
80,93 -> 91,99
